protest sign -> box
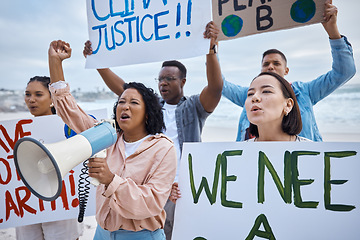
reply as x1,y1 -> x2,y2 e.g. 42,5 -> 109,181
213,0 -> 326,41
0,109 -> 107,229
85,0 -> 211,69
172,141 -> 360,239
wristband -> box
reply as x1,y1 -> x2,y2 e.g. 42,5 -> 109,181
209,44 -> 217,54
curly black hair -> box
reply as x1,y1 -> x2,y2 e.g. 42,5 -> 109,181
112,82 -> 165,134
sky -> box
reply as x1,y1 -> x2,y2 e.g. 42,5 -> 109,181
0,0 -> 359,96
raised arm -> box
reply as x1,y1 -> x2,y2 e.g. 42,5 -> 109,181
200,21 -> 223,113
48,40 -> 97,133
83,40 -> 125,96
48,40 -> 72,84
303,0 -> 356,104
321,0 -> 341,40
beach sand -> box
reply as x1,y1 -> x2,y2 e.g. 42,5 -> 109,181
1,111 -> 359,239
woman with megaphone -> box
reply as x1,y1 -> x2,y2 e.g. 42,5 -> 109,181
48,40 -> 176,240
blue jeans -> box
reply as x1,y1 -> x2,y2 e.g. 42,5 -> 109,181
93,224 -> 166,240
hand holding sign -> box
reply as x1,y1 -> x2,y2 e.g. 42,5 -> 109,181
203,21 -> 219,52
321,0 -> 341,39
83,40 -> 93,58
169,182 -> 181,204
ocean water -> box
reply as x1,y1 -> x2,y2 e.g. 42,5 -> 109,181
77,83 -> 360,135
312,84 -> 360,133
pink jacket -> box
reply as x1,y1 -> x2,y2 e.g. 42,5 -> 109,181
50,84 -> 177,232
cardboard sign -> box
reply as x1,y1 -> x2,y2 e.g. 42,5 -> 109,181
172,141 -> 360,239
0,109 -> 107,229
213,0 -> 326,41
85,0 -> 211,69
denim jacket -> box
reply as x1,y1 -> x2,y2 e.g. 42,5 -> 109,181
222,36 -> 356,141
161,95 -> 210,153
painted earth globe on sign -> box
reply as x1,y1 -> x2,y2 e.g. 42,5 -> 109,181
221,14 -> 243,38
290,0 -> 316,23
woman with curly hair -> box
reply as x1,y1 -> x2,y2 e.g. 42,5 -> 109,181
48,40 -> 176,240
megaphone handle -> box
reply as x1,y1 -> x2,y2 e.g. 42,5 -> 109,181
89,149 -> 107,186
90,177 -> 100,186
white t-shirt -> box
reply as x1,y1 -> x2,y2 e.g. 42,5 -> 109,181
162,103 -> 181,182
124,135 -> 151,159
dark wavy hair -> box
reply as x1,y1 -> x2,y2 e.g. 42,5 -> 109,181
248,72 -> 302,137
113,82 -> 165,134
27,76 -> 56,114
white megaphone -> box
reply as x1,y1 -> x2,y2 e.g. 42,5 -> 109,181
13,121 -> 117,201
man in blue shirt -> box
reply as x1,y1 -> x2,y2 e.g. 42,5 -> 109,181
222,0 -> 356,141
